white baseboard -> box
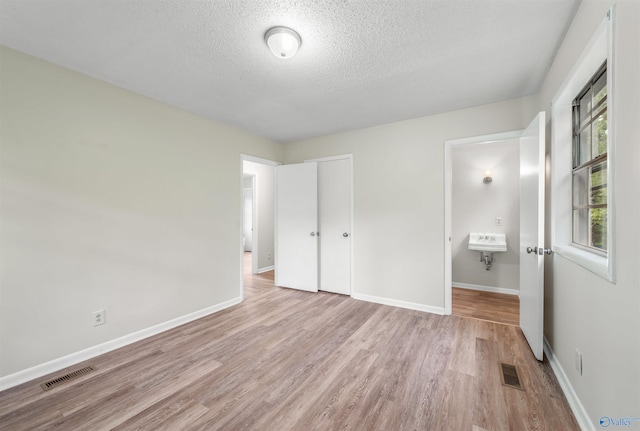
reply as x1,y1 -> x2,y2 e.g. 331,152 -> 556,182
543,337 -> 594,431
453,282 -> 519,296
0,297 -> 242,391
352,292 -> 445,315
258,265 -> 274,274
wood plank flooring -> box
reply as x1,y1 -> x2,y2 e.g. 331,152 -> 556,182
0,254 -> 578,430
452,287 -> 520,326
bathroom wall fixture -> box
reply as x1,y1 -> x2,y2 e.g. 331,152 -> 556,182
468,233 -> 507,270
483,170 -> 492,184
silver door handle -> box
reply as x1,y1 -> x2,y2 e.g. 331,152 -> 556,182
526,246 -> 553,255
343,233 -> 349,237
310,232 -> 316,237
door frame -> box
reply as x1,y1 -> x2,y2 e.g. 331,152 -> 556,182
305,154 -> 354,297
443,131 -> 522,315
240,154 -> 280,301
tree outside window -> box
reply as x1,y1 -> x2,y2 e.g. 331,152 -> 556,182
572,62 -> 607,252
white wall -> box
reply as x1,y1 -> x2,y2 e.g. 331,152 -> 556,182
242,161 -> 275,272
537,1 -> 640,427
0,46 -> 283,378
5,6 -> 636,423
284,97 -> 533,309
452,140 -> 520,291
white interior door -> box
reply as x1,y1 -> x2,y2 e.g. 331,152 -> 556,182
318,158 -> 351,295
519,111 -> 546,361
275,162 -> 318,292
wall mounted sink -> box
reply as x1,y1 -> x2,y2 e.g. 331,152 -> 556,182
468,233 -> 507,252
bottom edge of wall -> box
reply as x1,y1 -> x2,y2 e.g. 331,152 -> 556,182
258,265 -> 275,274
452,281 -> 519,296
352,292 -> 445,315
0,297 -> 242,391
544,338 -> 595,431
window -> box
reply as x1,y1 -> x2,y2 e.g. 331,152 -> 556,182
572,62 -> 607,253
551,8 -> 615,282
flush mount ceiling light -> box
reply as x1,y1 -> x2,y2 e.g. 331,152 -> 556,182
264,26 -> 301,59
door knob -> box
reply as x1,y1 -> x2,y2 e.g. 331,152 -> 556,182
310,232 -> 316,237
526,246 -> 553,255
343,232 -> 349,237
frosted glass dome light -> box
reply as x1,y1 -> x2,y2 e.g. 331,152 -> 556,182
265,27 -> 301,59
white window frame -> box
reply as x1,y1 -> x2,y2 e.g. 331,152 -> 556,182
551,7 -> 616,282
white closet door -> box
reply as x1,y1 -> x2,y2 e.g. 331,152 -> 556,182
318,158 -> 351,295
275,162 -> 318,292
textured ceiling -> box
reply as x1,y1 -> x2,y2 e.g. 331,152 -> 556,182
0,0 -> 579,143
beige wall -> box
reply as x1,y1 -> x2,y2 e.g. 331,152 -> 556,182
284,97 -> 534,308
0,46 -> 283,377
537,1 -> 640,426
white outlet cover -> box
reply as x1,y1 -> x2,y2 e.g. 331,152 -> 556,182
93,310 -> 105,326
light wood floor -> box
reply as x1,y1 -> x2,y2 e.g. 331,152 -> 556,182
452,287 -> 520,326
0,253 -> 578,430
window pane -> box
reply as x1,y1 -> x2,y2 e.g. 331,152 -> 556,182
596,98 -> 607,113
578,126 -> 591,165
590,162 -> 607,205
592,111 -> 607,157
590,208 -> 607,250
572,62 -> 608,255
593,71 -> 607,105
573,209 -> 589,245
573,169 -> 588,206
579,90 -> 591,121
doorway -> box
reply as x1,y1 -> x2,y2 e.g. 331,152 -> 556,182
444,112 -> 547,360
450,137 -> 521,325
243,173 -> 254,253
444,131 -> 523,324
240,155 -> 279,299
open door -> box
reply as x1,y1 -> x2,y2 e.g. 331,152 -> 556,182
519,112 -> 548,361
275,162 -> 318,292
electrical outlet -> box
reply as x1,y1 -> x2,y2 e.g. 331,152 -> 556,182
268,252 -> 272,260
495,217 -> 503,226
93,310 -> 105,327
575,349 -> 582,375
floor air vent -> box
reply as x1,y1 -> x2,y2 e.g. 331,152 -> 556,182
500,363 -> 524,391
40,365 -> 97,391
